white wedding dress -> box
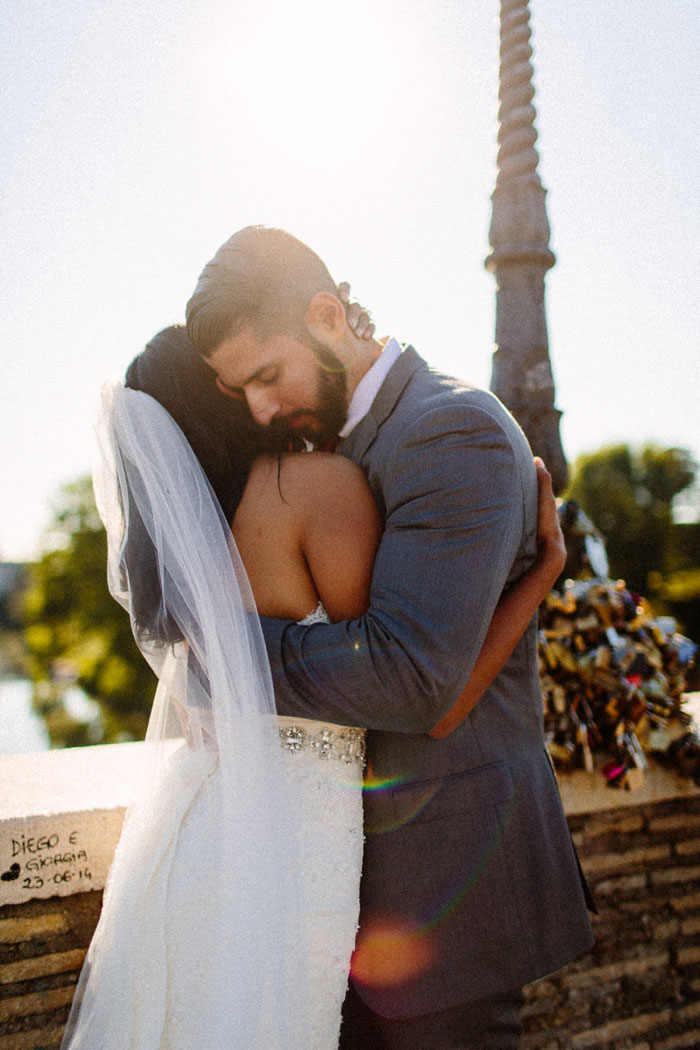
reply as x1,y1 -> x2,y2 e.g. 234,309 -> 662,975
63,386 -> 365,1050
74,608 -> 365,1050
160,741 -> 365,1047
159,607 -> 365,1050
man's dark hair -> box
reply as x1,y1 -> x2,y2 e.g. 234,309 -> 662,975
185,226 -> 338,357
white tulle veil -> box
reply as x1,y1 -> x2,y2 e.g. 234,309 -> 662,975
61,381 -> 310,1049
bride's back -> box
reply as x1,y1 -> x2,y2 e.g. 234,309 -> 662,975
123,327 -> 380,627
233,451 -> 381,624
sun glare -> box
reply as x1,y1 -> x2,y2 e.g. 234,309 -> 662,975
210,0 -> 400,159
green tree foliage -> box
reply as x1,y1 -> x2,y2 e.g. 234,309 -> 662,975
650,555 -> 700,660
23,476 -> 155,747
565,444 -> 696,595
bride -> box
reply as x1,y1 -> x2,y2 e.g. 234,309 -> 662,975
61,323 -> 565,1050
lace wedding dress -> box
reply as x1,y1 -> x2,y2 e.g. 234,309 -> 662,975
62,385 -> 365,1050
159,606 -> 366,1050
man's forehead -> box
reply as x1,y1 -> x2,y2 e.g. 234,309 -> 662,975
208,329 -> 272,385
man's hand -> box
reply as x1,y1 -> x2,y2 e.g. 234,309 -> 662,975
338,281 -> 376,340
534,457 -> 567,585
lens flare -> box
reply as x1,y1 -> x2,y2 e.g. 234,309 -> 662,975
362,760 -> 405,795
362,761 -> 443,833
350,917 -> 436,988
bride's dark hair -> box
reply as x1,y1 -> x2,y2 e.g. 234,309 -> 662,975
121,324 -> 292,647
125,325 -> 267,522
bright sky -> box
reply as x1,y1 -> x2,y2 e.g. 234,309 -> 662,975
2,0 -> 699,561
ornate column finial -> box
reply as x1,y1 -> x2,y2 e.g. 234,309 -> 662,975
485,0 -> 568,493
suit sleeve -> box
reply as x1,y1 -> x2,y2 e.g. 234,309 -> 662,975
261,400 -> 530,733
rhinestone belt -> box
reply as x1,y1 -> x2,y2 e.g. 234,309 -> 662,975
278,721 -> 366,767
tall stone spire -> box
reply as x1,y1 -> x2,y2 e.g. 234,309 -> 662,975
485,0 -> 567,492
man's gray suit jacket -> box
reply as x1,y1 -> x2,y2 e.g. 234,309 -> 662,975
262,347 -> 594,1019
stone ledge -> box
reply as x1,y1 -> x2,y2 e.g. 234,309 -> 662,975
0,743 -> 147,907
555,763 -> 700,816
557,694 -> 700,815
2,737 -> 700,907
0,741 -> 147,821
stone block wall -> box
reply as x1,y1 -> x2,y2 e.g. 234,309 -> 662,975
1,745 -> 137,1049
0,893 -> 101,1049
522,794 -> 700,1050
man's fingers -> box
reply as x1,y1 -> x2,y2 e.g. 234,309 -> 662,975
356,313 -> 376,339
346,302 -> 375,340
534,457 -> 553,494
338,281 -> 375,340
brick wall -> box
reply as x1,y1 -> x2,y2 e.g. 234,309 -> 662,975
522,795 -> 700,1050
0,893 -> 101,1049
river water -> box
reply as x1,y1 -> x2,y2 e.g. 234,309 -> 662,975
0,678 -> 102,755
0,678 -> 50,754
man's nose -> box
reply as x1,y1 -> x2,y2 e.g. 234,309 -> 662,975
247,390 -> 279,427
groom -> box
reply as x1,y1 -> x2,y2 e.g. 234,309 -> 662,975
185,226 -> 594,1048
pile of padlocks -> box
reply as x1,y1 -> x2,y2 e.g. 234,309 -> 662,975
539,503 -> 698,789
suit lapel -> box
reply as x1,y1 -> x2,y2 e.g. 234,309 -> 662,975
339,345 -> 424,463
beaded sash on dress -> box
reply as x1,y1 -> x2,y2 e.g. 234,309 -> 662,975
277,603 -> 367,768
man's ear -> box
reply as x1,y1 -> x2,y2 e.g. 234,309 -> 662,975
304,293 -> 346,343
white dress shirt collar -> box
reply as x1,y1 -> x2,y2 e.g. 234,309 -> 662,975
338,338 -> 403,439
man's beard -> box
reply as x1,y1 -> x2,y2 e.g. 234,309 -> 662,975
272,337 -> 348,448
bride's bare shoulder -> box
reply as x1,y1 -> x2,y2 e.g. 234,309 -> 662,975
247,452 -> 377,536
243,451 -> 371,514
240,453 -> 380,621
279,452 -> 371,507
279,453 -> 381,621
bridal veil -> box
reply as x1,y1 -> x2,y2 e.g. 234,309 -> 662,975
61,381 -> 310,1049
